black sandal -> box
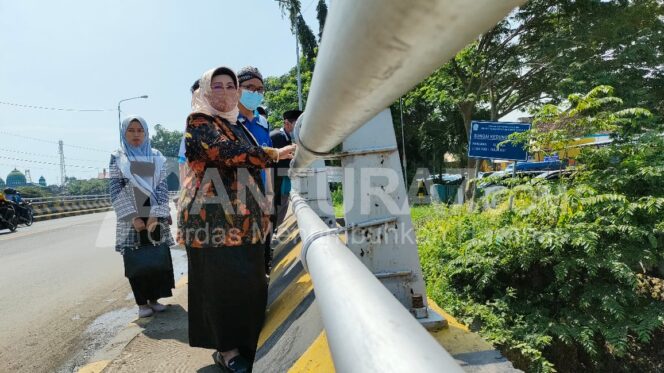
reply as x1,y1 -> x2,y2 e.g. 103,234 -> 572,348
212,351 -> 231,373
226,355 -> 251,373
212,352 -> 251,373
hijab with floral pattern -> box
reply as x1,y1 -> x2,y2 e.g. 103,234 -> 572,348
191,66 -> 240,124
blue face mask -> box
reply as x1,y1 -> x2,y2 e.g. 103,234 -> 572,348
240,90 -> 264,111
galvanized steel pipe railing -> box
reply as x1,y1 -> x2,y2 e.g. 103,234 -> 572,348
292,0 -> 525,168
25,194 -> 111,205
290,0 -> 526,370
291,193 -> 464,373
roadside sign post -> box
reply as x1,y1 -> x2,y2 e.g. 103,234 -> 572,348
467,121 -> 531,209
509,160 -> 517,210
467,121 -> 531,161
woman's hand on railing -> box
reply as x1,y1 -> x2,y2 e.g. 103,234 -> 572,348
278,144 -> 297,160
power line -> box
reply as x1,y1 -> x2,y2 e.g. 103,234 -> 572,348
0,162 -> 50,172
0,130 -> 113,153
0,147 -> 103,163
0,100 -> 115,112
0,163 -> 99,179
0,155 -> 104,170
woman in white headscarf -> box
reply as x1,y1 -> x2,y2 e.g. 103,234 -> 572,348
109,116 -> 175,318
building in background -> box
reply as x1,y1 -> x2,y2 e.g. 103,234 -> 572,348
6,169 -> 27,187
97,168 -> 109,179
5,169 -> 47,188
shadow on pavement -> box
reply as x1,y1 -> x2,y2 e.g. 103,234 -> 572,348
139,304 -> 189,345
196,364 -> 222,372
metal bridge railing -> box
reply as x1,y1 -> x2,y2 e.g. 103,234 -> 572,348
25,194 -> 111,205
289,0 -> 524,371
291,193 -> 462,372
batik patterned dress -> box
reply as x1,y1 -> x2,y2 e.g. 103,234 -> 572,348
179,113 -> 276,362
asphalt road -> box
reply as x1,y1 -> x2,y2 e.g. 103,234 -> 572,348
0,209 -> 185,373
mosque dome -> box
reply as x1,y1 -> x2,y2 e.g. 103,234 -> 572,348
6,169 -> 27,187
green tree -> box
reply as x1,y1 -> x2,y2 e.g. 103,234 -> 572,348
264,56 -> 314,126
277,0 -> 318,61
16,185 -> 52,198
268,0 -> 663,179
66,178 -> 110,195
546,0 -> 664,116
316,0 -> 328,41
509,85 -> 654,160
402,0 -> 663,181
417,87 -> 664,372
151,124 -> 183,158
408,0 -> 663,154
390,92 -> 470,181
296,14 -> 318,61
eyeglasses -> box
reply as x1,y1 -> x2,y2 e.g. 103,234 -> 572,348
211,83 -> 236,91
240,84 -> 265,94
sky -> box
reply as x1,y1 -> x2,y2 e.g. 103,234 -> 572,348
0,0 -> 322,184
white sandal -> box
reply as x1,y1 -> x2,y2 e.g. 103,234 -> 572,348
138,305 -> 154,318
148,301 -> 167,312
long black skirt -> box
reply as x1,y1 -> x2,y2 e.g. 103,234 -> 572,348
127,249 -> 175,305
187,244 -> 267,362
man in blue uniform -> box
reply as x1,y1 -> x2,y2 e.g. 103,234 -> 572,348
236,67 -> 272,149
236,66 -> 295,275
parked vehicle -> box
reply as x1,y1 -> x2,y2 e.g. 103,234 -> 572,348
533,169 -> 575,181
505,160 -> 565,173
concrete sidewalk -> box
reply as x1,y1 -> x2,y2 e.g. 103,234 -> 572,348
77,213 -> 521,373
77,274 -> 227,373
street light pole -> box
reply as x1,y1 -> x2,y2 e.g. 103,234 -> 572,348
117,95 -> 148,143
400,97 -> 407,183
295,28 -> 303,110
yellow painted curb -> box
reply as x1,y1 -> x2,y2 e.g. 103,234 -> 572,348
289,331 -> 335,373
428,299 -> 496,356
258,272 -> 314,348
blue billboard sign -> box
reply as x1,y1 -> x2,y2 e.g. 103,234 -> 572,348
467,121 -> 531,161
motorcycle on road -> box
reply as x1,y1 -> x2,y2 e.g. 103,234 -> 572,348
13,200 -> 34,226
3,188 -> 34,227
0,194 -> 18,232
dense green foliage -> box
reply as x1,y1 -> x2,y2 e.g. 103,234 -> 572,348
315,0 -> 327,41
276,0 -> 322,62
263,57 -> 313,126
270,1 -> 663,180
15,185 -> 53,198
150,124 -> 183,159
397,0 -> 662,174
268,3 -> 664,369
66,178 -> 109,196
414,88 -> 664,372
507,85 -> 655,158
416,182 -> 664,371
577,131 -> 664,199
